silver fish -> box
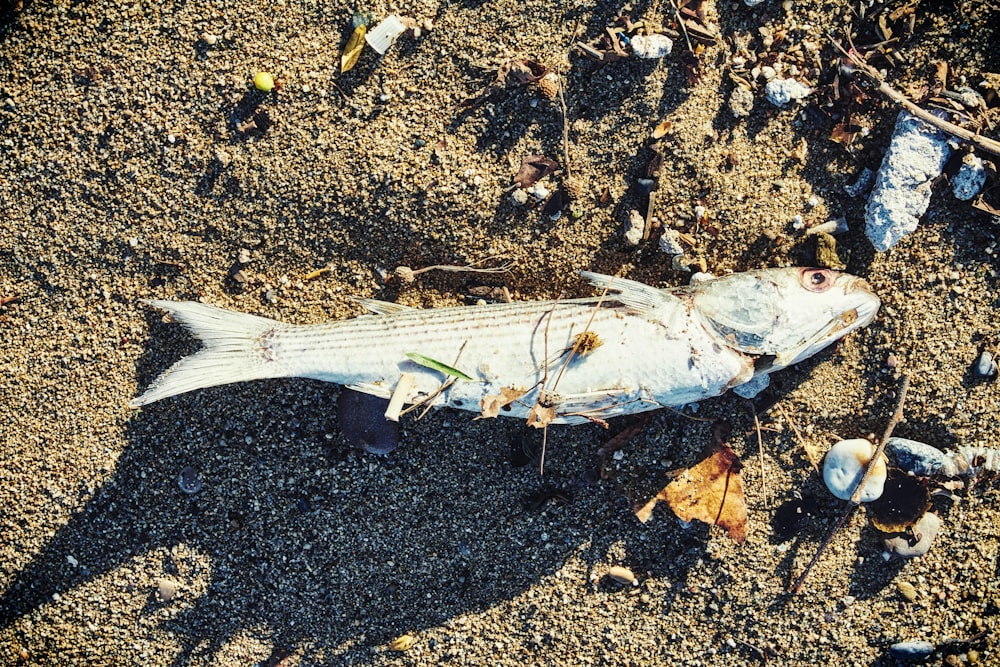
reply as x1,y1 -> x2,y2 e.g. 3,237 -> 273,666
131,268 -> 880,424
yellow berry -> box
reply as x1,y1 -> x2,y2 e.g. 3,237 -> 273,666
253,72 -> 274,92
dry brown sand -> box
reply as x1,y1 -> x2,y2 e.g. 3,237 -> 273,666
1,0 -> 999,664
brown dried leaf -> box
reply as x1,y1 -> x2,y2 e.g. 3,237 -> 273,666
340,25 -> 366,73
830,122 -> 859,147
514,154 -> 559,188
526,402 -> 556,429
480,387 -> 526,419
635,441 -> 748,543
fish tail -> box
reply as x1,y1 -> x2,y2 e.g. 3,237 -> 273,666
130,299 -> 287,407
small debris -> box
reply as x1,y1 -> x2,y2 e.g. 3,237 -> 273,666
865,111 -> 952,251
814,232 -> 846,270
157,578 -> 178,602
365,15 -> 406,55
658,228 -> 685,256
389,634 -> 417,651
953,153 -> 987,200
624,210 -> 645,246
897,580 -> 918,602
177,466 -> 203,494
607,565 -> 638,586
514,155 -> 558,189
883,512 -> 941,558
974,350 -> 998,379
253,72 -> 275,93
764,78 -> 811,107
805,218 -> 849,236
341,24 -> 367,73
885,437 -> 951,477
888,640 -> 935,660
728,85 -> 754,118
822,439 -> 887,502
866,469 -> 930,532
630,34 -> 673,59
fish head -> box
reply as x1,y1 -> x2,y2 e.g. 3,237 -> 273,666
691,268 -> 880,375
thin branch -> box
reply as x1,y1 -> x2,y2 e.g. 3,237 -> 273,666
789,375 -> 910,594
836,42 -> 1000,157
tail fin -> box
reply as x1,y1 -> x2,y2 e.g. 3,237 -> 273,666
130,299 -> 286,407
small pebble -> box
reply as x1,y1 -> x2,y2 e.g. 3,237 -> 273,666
885,437 -> 948,477
889,640 -> 935,660
624,210 -> 645,246
157,578 -> 178,602
253,72 -> 275,92
952,152 -> 987,201
177,466 -> 203,494
823,439 -> 887,502
897,580 -> 918,602
728,85 -> 754,118
974,350 -> 997,379
764,78 -> 811,107
608,565 -> 638,586
884,512 -> 941,558
659,228 -> 684,255
511,189 -> 529,205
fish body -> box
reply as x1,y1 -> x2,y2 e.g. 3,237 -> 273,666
131,268 -> 879,424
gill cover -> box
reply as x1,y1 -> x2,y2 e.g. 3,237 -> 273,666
690,268 -> 879,371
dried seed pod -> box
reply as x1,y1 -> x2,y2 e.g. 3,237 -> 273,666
537,72 -> 560,100
562,175 -> 584,200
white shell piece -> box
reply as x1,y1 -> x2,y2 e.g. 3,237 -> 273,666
764,78 -> 812,107
630,34 -> 673,59
823,438 -> 887,502
365,15 -> 406,55
952,153 -> 986,201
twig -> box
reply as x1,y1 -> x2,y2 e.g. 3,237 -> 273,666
394,259 -> 513,283
777,403 -> 819,472
836,43 -> 1000,158
754,412 -> 769,510
557,76 -> 572,180
670,0 -> 694,53
789,375 -> 910,594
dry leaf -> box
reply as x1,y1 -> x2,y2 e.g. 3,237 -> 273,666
514,154 -> 559,188
480,386 -> 526,419
526,400 -> 556,429
635,440 -> 748,543
651,119 -> 672,139
341,25 -> 366,73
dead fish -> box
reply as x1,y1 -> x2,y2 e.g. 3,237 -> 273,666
131,268 -> 879,425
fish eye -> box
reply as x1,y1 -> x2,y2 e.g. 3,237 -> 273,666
801,268 -> 835,293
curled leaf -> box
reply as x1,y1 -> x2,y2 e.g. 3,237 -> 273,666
480,386 -> 526,419
526,401 -> 556,429
514,154 -> 559,189
341,24 -> 366,73
636,438 -> 748,543
404,352 -> 473,381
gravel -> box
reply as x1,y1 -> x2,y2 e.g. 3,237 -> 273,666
1,0 -> 998,665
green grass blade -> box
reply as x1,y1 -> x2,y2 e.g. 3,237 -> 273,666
404,352 -> 473,381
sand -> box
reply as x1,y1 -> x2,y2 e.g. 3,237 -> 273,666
1,0 -> 998,664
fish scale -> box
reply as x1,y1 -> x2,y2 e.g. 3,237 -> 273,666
131,268 -> 881,426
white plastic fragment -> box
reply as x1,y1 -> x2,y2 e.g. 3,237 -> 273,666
366,15 -> 406,55
864,111 -> 952,251
764,78 -> 812,107
822,438 -> 887,502
744,0 -> 766,7
952,152 -> 987,201
630,34 -> 673,59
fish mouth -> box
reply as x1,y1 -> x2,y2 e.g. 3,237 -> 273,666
754,275 -> 881,376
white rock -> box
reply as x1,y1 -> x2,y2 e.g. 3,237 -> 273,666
729,86 -> 754,118
744,0 -> 766,6
864,111 -> 952,251
630,34 -> 673,59
764,78 -> 811,107
884,512 -> 941,558
823,438 -> 887,502
844,167 -> 874,197
952,152 -> 986,201
659,228 -> 684,255
624,210 -> 645,246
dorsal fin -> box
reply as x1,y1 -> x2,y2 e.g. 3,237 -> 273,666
579,271 -> 677,316
353,297 -> 416,315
